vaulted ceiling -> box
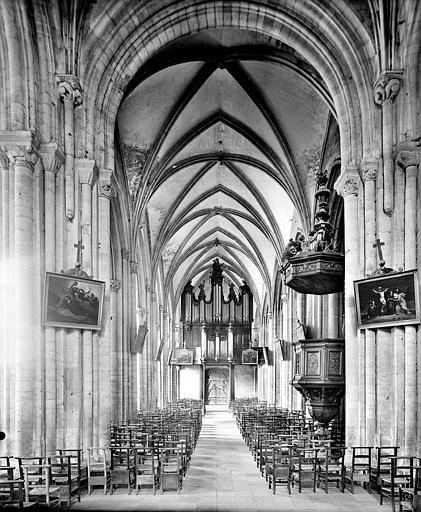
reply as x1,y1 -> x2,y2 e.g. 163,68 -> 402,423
116,28 -> 333,311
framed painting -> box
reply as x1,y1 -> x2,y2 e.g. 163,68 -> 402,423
354,269 -> 420,329
169,348 -> 194,365
43,272 -> 105,330
242,348 -> 258,365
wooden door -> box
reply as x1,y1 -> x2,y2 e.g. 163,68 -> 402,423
205,367 -> 229,404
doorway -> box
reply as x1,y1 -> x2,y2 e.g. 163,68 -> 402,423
205,367 -> 229,405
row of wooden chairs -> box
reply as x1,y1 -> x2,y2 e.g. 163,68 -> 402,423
264,445 -> 347,494
231,400 -> 420,511
0,450 -> 83,508
0,400 -> 204,506
88,400 -> 203,495
86,445 -> 184,496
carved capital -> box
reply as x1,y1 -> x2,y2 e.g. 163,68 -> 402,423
0,149 -> 8,169
151,292 -> 157,302
130,261 -> 138,273
98,169 -> 112,199
334,166 -> 360,197
361,158 -> 379,182
110,279 -> 121,292
137,306 -> 146,320
145,284 -> 151,293
394,142 -> 420,171
0,130 -> 40,172
98,179 -> 111,199
40,143 -> 65,175
57,74 -> 83,106
6,146 -> 38,172
76,158 -> 98,186
121,249 -> 129,260
373,70 -> 403,105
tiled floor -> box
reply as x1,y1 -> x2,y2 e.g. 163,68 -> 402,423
74,407 -> 388,511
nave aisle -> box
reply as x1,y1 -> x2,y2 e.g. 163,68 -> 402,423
74,407 -> 385,511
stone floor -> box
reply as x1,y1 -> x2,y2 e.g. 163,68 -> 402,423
73,406 -> 389,511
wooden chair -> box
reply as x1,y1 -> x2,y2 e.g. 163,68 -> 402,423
317,446 -> 346,493
56,448 -> 86,490
48,454 -> 81,508
86,448 -> 110,495
134,446 -> 158,494
344,446 -> 373,493
22,463 -> 62,507
0,457 -> 25,508
267,445 -> 292,495
16,457 -> 44,485
380,456 -> 417,512
158,446 -> 182,494
110,446 -> 136,494
372,446 -> 399,491
291,448 -> 319,493
398,463 -> 421,512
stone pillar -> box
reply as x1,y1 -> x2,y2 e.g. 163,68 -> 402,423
77,159 -> 98,449
161,310 -> 169,407
335,167 -> 361,446
0,150 -> 9,449
0,151 -> 8,259
361,160 -> 378,445
327,294 -> 339,338
373,71 -> 402,216
396,147 -> 419,453
266,312 -> 275,405
97,171 -> 112,447
110,279 -> 121,423
121,249 -> 129,419
3,133 -> 40,455
57,76 -> 83,221
229,364 -> 235,402
58,78 -> 83,450
40,144 -> 65,455
150,291 -> 158,407
143,284 -> 151,407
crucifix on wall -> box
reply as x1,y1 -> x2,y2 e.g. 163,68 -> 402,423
74,240 -> 85,266
372,237 -> 393,274
59,233 -> 91,279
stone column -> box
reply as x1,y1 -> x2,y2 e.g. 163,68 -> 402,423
335,167 -> 361,447
0,150 -> 10,449
40,144 -> 65,455
161,310 -> 168,407
229,364 -> 235,402
0,150 -> 8,259
150,291 -> 158,406
4,133 -> 40,455
121,249 -> 129,419
327,294 -> 339,338
373,71 -> 402,215
97,171 -> 112,447
57,76 -> 82,221
266,312 -> 275,405
58,78 -> 83,450
77,159 -> 98,449
110,279 -> 121,423
396,146 -> 419,453
361,160 -> 378,445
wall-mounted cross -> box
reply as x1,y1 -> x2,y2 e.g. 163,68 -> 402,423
74,240 -> 85,265
373,238 -> 385,266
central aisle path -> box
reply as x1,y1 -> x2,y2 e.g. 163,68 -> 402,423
75,407 -> 386,511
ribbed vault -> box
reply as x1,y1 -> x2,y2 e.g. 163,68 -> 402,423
116,27 -> 333,313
